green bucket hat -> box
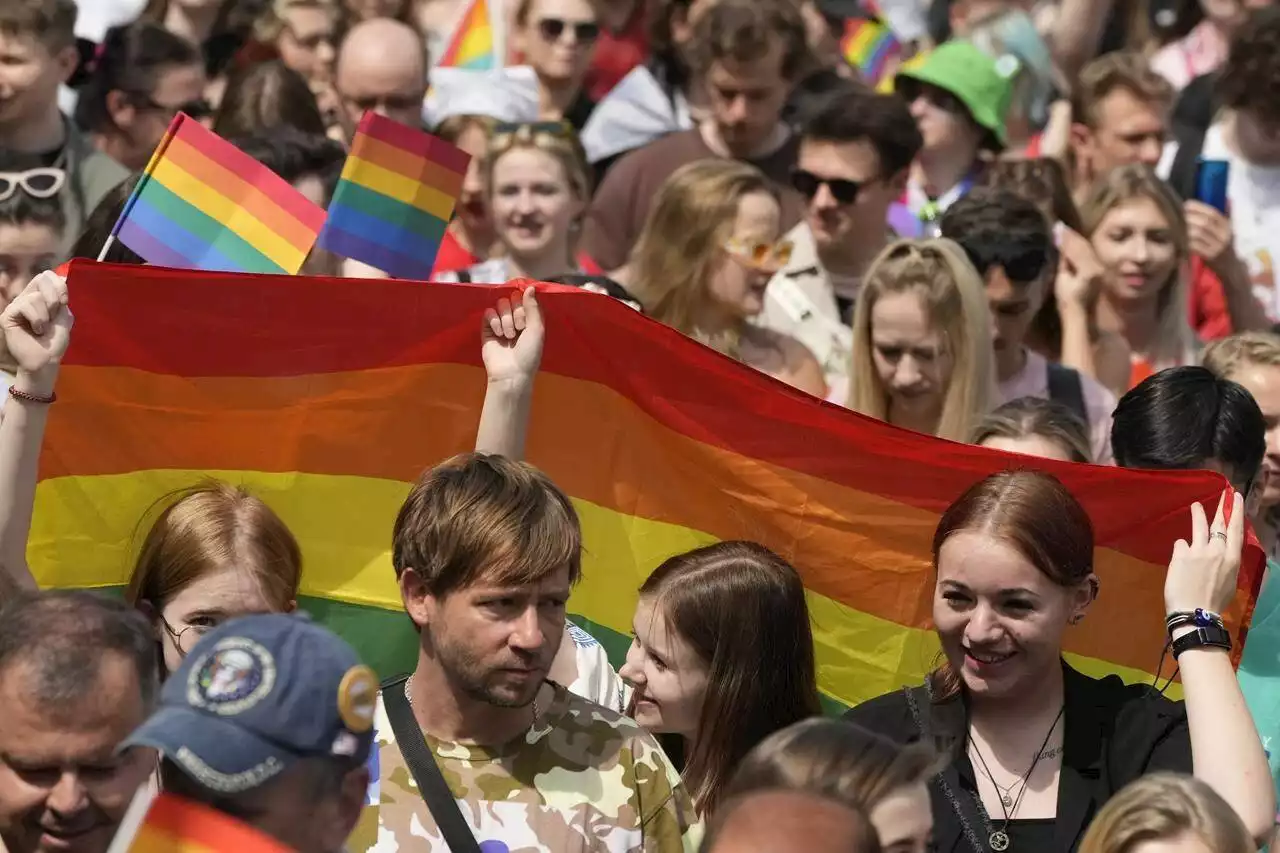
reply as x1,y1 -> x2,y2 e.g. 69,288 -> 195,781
896,40 -> 1017,146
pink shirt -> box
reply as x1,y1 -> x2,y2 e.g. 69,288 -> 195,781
1151,20 -> 1228,90
999,350 -> 1116,465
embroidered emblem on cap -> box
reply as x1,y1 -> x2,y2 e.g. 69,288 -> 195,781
337,665 -> 378,733
187,637 -> 277,716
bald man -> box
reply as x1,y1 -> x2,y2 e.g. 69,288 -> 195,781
334,18 -> 428,133
701,790 -> 882,853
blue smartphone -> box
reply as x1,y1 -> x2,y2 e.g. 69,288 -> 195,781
1195,159 -> 1230,214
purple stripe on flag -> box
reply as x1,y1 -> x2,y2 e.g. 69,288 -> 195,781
319,227 -> 437,280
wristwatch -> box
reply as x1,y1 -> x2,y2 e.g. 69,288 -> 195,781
1171,623 -> 1232,659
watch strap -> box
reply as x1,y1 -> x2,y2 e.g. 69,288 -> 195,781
1171,623 -> 1232,659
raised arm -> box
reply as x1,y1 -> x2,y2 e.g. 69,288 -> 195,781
474,286 -> 545,460
1166,492 -> 1276,844
0,272 -> 74,593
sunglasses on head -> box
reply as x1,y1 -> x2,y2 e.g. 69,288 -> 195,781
0,168 -> 65,203
535,17 -> 600,44
491,120 -> 574,138
725,237 -> 794,270
790,168 -> 867,206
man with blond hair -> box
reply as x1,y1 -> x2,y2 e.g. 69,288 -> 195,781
1069,51 -> 1173,200
350,452 -> 697,852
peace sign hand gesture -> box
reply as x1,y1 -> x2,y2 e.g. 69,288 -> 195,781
1165,490 -> 1245,618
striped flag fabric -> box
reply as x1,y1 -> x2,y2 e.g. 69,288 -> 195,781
316,112 -> 470,280
841,17 -> 902,87
109,792 -> 289,853
110,113 -> 326,274
438,0 -> 497,70
33,263 -> 1261,710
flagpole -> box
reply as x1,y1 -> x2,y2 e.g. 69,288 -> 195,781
97,112 -> 186,262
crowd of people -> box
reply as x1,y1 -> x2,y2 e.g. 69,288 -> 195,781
6,0 -> 1280,851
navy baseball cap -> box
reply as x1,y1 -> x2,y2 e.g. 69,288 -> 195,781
121,613 -> 378,794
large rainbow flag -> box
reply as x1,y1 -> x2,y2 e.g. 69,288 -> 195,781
31,263 -> 1261,710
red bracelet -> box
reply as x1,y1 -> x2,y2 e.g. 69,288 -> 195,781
8,386 -> 56,405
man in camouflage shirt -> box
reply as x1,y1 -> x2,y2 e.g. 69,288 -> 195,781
348,453 -> 698,852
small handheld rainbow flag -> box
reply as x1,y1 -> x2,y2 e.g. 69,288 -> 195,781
438,0 -> 496,70
108,792 -> 289,853
841,17 -> 901,88
108,113 -> 325,274
317,112 -> 470,280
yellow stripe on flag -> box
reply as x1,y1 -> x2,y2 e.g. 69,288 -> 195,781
150,157 -> 308,272
339,156 -> 461,220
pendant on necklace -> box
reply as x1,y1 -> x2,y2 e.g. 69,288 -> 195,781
1000,792 -> 1013,808
989,831 -> 1010,851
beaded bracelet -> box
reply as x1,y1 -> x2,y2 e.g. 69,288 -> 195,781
1166,608 -> 1224,634
8,386 -> 56,405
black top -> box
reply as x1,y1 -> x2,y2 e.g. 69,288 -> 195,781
843,663 -> 1191,853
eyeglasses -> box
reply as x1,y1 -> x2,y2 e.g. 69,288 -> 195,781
896,78 -> 968,117
535,18 -> 600,44
130,92 -> 214,121
0,168 -> 65,203
790,168 -> 867,206
725,238 -> 794,271
159,616 -> 214,658
282,22 -> 336,51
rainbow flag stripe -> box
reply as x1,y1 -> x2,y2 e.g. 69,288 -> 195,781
438,0 -> 495,70
317,113 -> 470,280
33,264 -> 1262,710
842,18 -> 901,87
122,793 -> 289,853
112,114 -> 325,275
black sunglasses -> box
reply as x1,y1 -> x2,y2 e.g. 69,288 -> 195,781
790,168 -> 866,205
967,245 -> 1050,284
896,78 -> 967,117
536,17 -> 600,44
491,120 -> 573,137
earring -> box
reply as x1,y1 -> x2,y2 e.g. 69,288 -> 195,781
1070,614 -> 1084,625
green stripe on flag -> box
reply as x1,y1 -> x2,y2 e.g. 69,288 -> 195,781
139,180 -> 285,273
330,180 -> 449,242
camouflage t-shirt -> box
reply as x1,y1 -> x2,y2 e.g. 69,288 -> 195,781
349,681 -> 699,852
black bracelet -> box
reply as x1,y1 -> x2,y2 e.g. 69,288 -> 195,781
1171,624 -> 1232,660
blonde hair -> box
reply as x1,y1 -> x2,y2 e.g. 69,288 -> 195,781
1080,165 -> 1196,371
126,481 -> 303,612
483,123 -> 591,206
629,159 -> 779,354
1079,773 -> 1254,853
252,0 -> 336,43
727,718 -> 941,813
434,113 -> 496,146
1204,331 -> 1280,380
848,239 -> 996,441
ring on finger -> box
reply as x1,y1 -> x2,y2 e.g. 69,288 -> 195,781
1211,530 -> 1228,542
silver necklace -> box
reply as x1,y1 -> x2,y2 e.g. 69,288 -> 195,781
968,706 -> 1065,852
404,675 -> 540,722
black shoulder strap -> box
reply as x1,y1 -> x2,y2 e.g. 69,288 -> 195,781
381,676 -> 483,853
1046,362 -> 1088,425
904,686 -> 988,853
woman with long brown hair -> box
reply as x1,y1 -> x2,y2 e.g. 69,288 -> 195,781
845,469 -> 1273,851
619,540 -> 822,816
627,159 -> 825,396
